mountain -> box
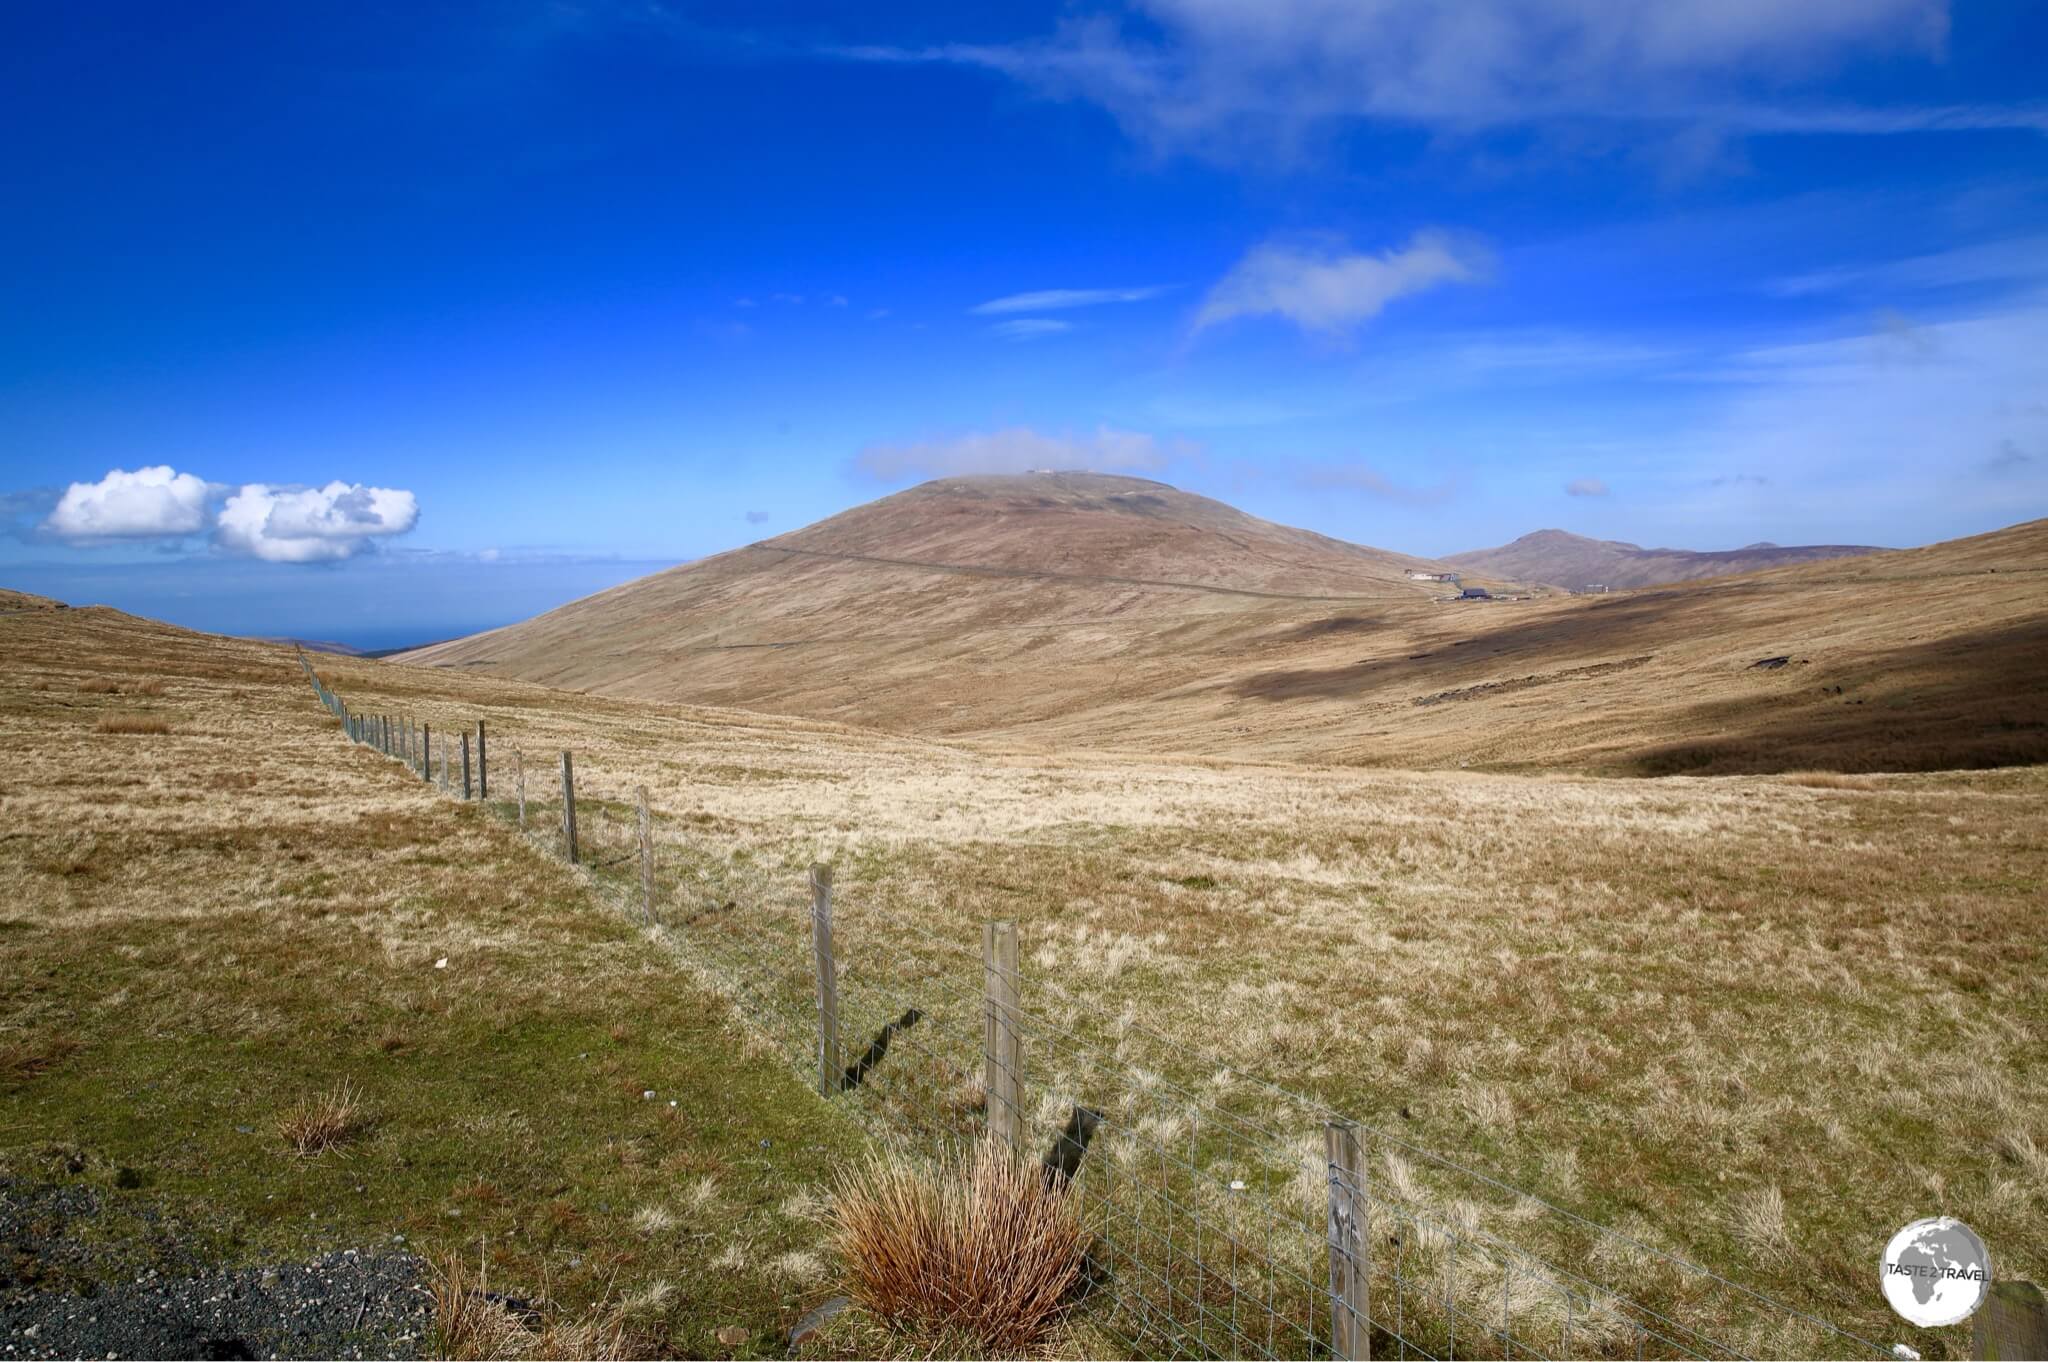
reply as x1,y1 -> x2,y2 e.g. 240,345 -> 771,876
398,469 -> 1470,707
0,588 -> 68,613
1445,529 -> 1887,591
398,475 -> 2048,774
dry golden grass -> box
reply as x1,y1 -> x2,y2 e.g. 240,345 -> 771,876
1,1031 -> 80,1085
831,1141 -> 1091,1355
0,602 -> 870,1357
1781,770 -> 1882,791
8,595 -> 2045,1356
399,477 -> 2048,775
432,1252 -> 628,1361
277,1079 -> 370,1157
93,711 -> 171,734
297,624 -> 2048,1353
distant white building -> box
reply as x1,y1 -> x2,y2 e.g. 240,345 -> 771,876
1407,570 -> 1460,582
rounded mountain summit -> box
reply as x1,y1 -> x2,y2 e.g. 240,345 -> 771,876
399,472 -> 2048,772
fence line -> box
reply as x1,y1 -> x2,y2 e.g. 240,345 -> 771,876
296,653 -> 1900,1362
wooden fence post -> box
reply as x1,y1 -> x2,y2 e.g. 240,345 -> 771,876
515,750 -> 526,828
636,786 -> 655,924
983,921 -> 1023,1153
811,864 -> 839,1095
1325,1121 -> 1370,1361
1977,1281 -> 2048,1361
440,739 -> 449,791
461,733 -> 472,799
477,721 -> 487,799
559,751 -> 578,863
420,723 -> 430,780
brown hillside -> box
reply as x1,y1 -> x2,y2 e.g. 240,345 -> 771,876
1446,528 -> 1887,590
0,587 -> 67,613
400,475 -> 2048,774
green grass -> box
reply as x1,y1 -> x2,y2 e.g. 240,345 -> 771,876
0,661 -> 866,1356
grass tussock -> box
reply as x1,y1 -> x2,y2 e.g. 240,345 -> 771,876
277,1079 -> 371,1157
76,676 -> 164,696
1,1032 -> 80,1085
432,1253 -> 627,1361
1730,1184 -> 1793,1261
831,1141 -> 1091,1355
94,711 -> 171,735
1780,771 -> 1882,791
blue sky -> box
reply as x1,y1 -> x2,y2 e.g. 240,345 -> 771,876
3,1 -> 2045,647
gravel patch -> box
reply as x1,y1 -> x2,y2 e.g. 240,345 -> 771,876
2,1178 -> 432,1359
2,1250 -> 432,1361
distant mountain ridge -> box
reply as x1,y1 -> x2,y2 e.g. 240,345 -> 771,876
393,473 -> 2048,773
1445,529 -> 1888,591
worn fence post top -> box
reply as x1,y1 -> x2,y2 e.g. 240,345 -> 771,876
810,863 -> 832,889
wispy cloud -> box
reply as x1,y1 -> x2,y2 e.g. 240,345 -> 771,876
1196,231 -> 1490,337
1565,477 -> 1610,498
0,486 -> 59,541
1650,302 -> 2048,529
1295,461 -> 1455,507
1766,234 -> 2048,298
1986,440 -> 2035,475
972,285 -> 1170,314
745,509 -> 772,524
988,318 -> 1074,341
827,1 -> 2035,164
855,425 -> 1194,481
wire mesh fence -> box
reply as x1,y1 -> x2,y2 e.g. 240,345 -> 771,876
299,657 -> 1896,1362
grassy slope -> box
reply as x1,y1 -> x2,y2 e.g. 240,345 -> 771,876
319,630 -> 2047,1356
1443,530 -> 1886,591
8,597 -> 2047,1357
397,479 -> 2048,775
0,606 -> 861,1358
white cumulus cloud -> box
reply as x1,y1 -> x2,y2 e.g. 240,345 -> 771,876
215,481 -> 420,563
1196,230 -> 1490,336
44,466 -> 213,540
856,426 -> 1191,480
